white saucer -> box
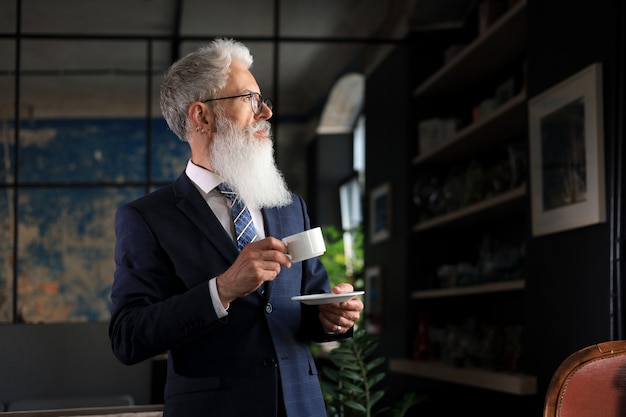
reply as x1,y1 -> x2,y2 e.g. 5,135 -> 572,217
291,291 -> 365,305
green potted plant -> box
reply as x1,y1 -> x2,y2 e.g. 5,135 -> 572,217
317,225 -> 425,416
320,328 -> 425,417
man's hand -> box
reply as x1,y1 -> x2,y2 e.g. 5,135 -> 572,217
318,282 -> 364,334
215,237 -> 291,307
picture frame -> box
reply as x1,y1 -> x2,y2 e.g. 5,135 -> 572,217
364,266 -> 382,334
528,63 -> 605,237
369,182 -> 392,244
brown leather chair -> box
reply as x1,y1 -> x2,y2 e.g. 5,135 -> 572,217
543,340 -> 626,417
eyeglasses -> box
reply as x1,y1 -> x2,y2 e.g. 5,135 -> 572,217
202,92 -> 272,115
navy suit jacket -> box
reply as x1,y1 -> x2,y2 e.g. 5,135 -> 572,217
109,172 -> 343,417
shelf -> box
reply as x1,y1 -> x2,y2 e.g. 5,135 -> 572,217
412,90 -> 527,166
389,358 -> 537,395
411,279 -> 525,299
401,1 -> 532,401
412,185 -> 526,232
414,0 -> 527,97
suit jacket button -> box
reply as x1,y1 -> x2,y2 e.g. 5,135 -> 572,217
265,303 -> 273,314
262,357 -> 276,367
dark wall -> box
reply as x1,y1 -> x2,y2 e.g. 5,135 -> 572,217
307,133 -> 354,230
0,322 -> 152,406
525,0 -> 624,399
364,44 -> 411,360
363,44 -> 424,412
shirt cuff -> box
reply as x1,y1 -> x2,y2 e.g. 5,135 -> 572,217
209,277 -> 229,318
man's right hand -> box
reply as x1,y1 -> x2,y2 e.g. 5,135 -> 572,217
215,237 -> 292,307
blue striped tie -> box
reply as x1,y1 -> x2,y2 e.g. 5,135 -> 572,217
217,183 -> 258,251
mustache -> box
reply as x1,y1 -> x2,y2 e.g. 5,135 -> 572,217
245,120 -> 272,135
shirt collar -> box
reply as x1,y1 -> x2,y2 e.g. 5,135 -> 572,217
185,159 -> 222,195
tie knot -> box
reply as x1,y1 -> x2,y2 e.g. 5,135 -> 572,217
217,183 -> 238,203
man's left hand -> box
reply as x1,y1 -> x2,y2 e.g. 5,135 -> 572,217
318,282 -> 364,335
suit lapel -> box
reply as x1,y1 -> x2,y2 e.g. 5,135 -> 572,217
173,173 -> 239,264
262,206 -> 284,240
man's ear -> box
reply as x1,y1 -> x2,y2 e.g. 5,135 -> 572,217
188,101 -> 214,133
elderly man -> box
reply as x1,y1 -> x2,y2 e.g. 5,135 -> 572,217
109,38 -> 363,417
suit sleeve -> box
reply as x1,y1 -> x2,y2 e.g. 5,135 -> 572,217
109,204 -> 225,365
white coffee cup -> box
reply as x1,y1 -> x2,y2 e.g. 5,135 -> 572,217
282,227 -> 326,263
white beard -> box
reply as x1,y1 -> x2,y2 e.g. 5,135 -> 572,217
210,114 -> 292,210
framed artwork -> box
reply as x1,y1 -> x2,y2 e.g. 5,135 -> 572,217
528,63 -> 605,237
364,266 -> 382,334
369,182 -> 392,244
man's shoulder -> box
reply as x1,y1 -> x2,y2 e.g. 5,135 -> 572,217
124,183 -> 176,210
274,193 -> 305,211
124,173 -> 190,209
261,193 -> 308,221
289,193 -> 308,210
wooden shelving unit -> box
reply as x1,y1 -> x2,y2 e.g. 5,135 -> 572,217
411,279 -> 524,299
414,0 -> 528,97
412,185 -> 526,232
394,0 -> 534,396
411,90 -> 527,166
389,358 -> 537,395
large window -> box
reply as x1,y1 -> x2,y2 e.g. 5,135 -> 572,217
1,37 -> 188,323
